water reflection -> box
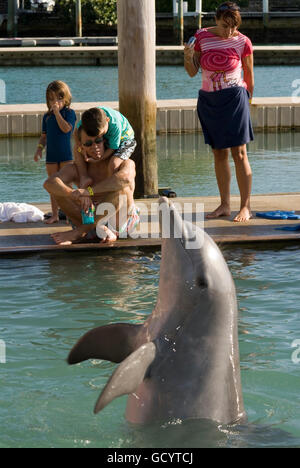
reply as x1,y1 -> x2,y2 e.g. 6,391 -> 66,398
124,419 -> 299,448
1,131 -> 300,202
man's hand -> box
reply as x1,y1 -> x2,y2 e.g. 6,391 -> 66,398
71,188 -> 93,212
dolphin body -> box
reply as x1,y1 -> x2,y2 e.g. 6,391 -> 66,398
68,197 -> 246,425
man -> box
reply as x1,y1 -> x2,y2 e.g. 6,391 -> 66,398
44,123 -> 138,246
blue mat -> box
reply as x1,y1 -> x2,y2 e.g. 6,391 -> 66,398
256,211 -> 300,220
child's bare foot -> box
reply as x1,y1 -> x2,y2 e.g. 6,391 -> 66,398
51,229 -> 85,245
45,215 -> 59,224
97,225 -> 118,243
79,176 -> 93,189
206,204 -> 231,219
233,207 -> 252,222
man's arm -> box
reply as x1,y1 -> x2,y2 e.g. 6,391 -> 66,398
92,158 -> 136,194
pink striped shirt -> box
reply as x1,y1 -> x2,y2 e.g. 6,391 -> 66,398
194,28 -> 253,92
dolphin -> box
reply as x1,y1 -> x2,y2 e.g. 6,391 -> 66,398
68,197 -> 246,425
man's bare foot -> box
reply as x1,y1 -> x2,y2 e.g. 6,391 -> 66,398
97,225 -> 118,244
206,204 -> 231,219
233,207 -> 252,222
51,229 -> 85,245
79,176 -> 93,189
45,215 -> 59,224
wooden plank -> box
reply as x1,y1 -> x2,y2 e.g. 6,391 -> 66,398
0,194 -> 300,255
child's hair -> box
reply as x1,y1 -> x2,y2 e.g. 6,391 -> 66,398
46,80 -> 72,112
216,2 -> 241,28
81,107 -> 107,137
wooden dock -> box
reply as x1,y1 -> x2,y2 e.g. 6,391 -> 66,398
1,97 -> 300,137
0,194 -> 300,255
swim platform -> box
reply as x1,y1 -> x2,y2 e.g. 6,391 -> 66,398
0,193 -> 300,255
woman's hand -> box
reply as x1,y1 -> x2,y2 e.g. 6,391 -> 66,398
184,42 -> 195,64
184,46 -> 200,78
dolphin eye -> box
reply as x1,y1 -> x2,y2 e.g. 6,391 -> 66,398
196,277 -> 208,288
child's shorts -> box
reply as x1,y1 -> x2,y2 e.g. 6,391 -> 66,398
114,139 -> 137,160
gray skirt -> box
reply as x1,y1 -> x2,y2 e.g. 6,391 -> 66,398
197,86 -> 254,149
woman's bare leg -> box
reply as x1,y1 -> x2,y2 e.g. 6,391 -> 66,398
206,148 -> 231,219
231,144 -> 252,222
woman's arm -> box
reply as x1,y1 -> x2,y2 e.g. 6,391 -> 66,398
242,53 -> 254,99
184,47 -> 201,78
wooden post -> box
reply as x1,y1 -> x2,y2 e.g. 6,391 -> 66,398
117,0 -> 158,197
173,0 -> 184,45
76,0 -> 82,37
263,0 -> 269,27
196,0 -> 202,29
7,0 -> 17,37
178,0 -> 184,45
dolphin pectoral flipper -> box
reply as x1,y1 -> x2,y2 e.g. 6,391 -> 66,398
68,323 -> 143,365
94,342 -> 156,414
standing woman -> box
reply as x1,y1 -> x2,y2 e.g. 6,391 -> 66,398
184,2 -> 254,222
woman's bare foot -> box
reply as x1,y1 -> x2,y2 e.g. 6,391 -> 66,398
206,204 -> 231,219
97,225 -> 118,244
51,229 -> 85,245
233,207 -> 252,222
45,215 -> 59,224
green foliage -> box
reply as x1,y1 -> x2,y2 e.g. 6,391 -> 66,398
155,0 -> 249,13
203,0 -> 249,10
54,0 -> 117,26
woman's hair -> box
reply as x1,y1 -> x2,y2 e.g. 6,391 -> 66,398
81,107 -> 107,137
46,80 -> 72,111
216,2 -> 242,28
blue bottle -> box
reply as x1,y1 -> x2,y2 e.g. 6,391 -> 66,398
81,207 -> 95,225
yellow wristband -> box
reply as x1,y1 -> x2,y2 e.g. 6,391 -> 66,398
87,186 -> 94,197
249,98 -> 252,104
37,144 -> 44,150
77,146 -> 82,153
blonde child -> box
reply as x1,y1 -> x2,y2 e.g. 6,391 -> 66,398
34,80 -> 76,224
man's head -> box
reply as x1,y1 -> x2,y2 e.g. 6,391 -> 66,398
78,126 -> 105,161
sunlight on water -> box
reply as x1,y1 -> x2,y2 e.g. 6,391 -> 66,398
0,132 -> 300,447
0,131 -> 300,203
0,65 -> 299,104
0,248 -> 299,448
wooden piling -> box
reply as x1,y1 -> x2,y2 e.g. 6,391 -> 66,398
76,0 -> 82,38
117,0 -> 158,197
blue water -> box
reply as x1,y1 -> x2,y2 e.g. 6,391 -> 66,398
0,65 -> 299,104
0,133 -> 300,448
0,246 -> 299,448
1,131 -> 300,203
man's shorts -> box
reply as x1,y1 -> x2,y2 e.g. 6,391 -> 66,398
114,139 -> 137,160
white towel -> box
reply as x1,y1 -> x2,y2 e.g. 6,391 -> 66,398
0,203 -> 44,223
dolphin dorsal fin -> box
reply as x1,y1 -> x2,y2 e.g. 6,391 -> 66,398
68,323 -> 142,365
94,342 -> 156,414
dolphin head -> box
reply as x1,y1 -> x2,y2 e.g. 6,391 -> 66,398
150,197 -> 236,337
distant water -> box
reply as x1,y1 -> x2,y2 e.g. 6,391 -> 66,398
0,65 -> 299,104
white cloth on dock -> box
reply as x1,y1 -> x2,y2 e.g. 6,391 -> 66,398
0,202 -> 44,223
